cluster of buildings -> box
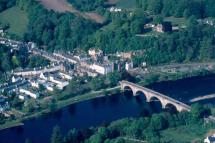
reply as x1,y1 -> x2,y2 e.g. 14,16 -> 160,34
198,18 -> 215,26
204,134 -> 215,143
0,35 -> 136,116
0,37 -> 22,49
109,7 -> 122,12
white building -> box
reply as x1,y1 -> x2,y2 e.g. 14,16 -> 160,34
19,94 -> 29,100
49,76 -> 69,90
19,88 -> 39,99
29,80 -> 40,88
90,63 -> 113,75
88,48 -> 103,58
12,76 -> 21,83
43,82 -> 55,92
40,73 -> 49,81
59,72 -> 73,80
204,134 -> 215,143
125,61 -> 134,71
109,7 -> 122,12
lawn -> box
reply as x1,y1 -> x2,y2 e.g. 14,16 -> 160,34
164,16 -> 187,27
0,6 -> 28,38
160,124 -> 210,143
116,0 -> 136,9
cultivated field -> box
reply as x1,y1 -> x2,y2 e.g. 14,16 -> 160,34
0,6 -> 28,38
37,0 -> 104,23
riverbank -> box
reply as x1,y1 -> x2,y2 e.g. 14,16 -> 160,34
1,70 -> 215,131
0,86 -> 120,131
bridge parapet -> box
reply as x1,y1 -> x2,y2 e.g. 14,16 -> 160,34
120,80 -> 191,112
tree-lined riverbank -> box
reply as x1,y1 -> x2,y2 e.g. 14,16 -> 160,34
0,86 -> 120,131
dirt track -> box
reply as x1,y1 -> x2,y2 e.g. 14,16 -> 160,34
36,0 -> 104,23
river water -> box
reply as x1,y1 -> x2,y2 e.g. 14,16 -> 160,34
1,75 -> 215,143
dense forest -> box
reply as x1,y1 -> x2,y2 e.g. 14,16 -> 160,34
1,0 -> 215,66
0,0 -> 16,12
16,0 -> 100,52
47,103 -> 212,143
138,0 -> 215,18
14,0 -> 215,66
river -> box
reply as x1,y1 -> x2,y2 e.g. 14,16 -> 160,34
1,74 -> 215,143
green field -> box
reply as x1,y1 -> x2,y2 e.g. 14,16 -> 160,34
0,6 -> 28,38
164,16 -> 187,27
116,0 -> 136,8
160,125 -> 209,143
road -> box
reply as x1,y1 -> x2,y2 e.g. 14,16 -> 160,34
190,94 -> 215,103
122,137 -> 147,143
129,62 -> 215,77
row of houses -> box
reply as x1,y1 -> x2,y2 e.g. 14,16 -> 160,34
12,63 -> 64,77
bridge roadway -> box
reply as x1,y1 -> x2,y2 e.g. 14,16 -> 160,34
120,80 -> 191,112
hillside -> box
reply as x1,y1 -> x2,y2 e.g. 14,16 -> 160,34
0,6 -> 28,38
36,0 -> 104,23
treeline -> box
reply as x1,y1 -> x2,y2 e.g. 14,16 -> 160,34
0,44 -> 28,82
0,0 -> 16,12
0,44 -> 29,71
137,0 -> 215,18
0,44 -> 50,83
91,8 -> 215,65
16,0 -> 100,52
68,0 -> 106,11
46,103 -> 212,143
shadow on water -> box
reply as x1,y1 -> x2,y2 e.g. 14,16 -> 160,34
107,94 -> 120,105
90,98 -> 100,109
15,126 -> 24,135
50,109 -> 63,120
68,104 -> 76,116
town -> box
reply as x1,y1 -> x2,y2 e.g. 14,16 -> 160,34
1,0 -> 215,142
0,37 -> 137,118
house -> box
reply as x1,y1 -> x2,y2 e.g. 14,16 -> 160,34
117,52 -> 133,59
28,42 -> 36,49
12,76 -> 21,83
204,134 -> 215,143
88,48 -> 103,58
154,22 -> 172,33
74,54 -> 89,62
125,61 -> 134,71
18,94 -> 30,100
109,7 -> 122,12
19,88 -> 39,99
58,72 -> 73,80
49,75 -> 69,90
43,82 -> 55,91
40,72 -> 49,81
29,79 -> 40,88
53,52 -> 78,64
90,63 -> 113,75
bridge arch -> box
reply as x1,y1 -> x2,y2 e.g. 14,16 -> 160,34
164,103 -> 177,113
123,86 -> 134,96
134,91 -> 147,102
149,96 -> 162,109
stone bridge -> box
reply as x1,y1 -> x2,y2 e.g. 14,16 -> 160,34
120,80 -> 191,112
